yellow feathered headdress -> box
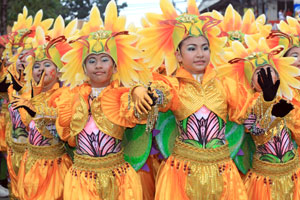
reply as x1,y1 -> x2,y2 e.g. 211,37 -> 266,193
3,6 -> 53,63
24,15 -> 78,84
60,0 -> 149,88
137,0 -> 227,76
266,17 -> 300,52
217,35 -> 300,100
210,4 -> 271,47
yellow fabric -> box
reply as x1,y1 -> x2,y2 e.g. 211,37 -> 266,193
17,144 -> 72,200
155,138 -> 247,200
0,103 -> 9,151
6,142 -> 27,199
51,83 -> 127,142
171,66 -> 252,123
244,153 -> 300,200
288,89 -> 300,145
64,151 -> 142,200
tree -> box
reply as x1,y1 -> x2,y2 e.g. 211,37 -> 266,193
60,0 -> 127,20
0,0 -> 8,34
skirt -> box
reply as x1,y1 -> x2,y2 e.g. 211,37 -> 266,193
155,138 -> 248,200
244,151 -> 300,200
64,150 -> 142,200
17,142 -> 72,200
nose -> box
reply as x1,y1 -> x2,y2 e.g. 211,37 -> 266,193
197,49 -> 204,58
95,61 -> 103,69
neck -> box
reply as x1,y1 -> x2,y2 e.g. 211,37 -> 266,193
42,80 -> 58,92
90,81 -> 110,88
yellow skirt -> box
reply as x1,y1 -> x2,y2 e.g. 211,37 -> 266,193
155,138 -> 248,200
7,141 -> 26,199
64,150 -> 142,200
138,154 -> 162,200
17,143 -> 72,200
244,152 -> 300,200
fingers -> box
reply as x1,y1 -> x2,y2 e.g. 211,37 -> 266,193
259,68 -> 268,83
37,70 -> 45,85
266,67 -> 272,82
144,93 -> 153,106
274,80 -> 280,90
257,74 -> 264,88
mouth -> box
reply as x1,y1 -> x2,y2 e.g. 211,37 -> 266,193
94,71 -> 105,75
194,60 -> 206,65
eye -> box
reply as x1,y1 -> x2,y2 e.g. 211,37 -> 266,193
202,45 -> 209,51
44,62 -> 52,68
291,53 -> 298,58
187,45 -> 196,51
101,57 -> 110,62
33,64 -> 40,69
87,57 -> 96,64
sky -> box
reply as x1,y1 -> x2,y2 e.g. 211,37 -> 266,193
118,0 -> 189,27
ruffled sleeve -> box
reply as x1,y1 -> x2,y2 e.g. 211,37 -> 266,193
48,87 -> 78,147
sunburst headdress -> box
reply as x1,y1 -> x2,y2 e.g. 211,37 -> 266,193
60,0 -> 148,88
137,0 -> 227,76
3,6 -> 53,63
266,16 -> 300,53
24,15 -> 78,84
210,4 -> 271,47
217,35 -> 300,100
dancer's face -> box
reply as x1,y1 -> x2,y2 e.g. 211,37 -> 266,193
16,49 -> 30,73
285,46 -> 300,69
32,59 -> 58,87
176,36 -> 210,74
251,65 -> 279,92
84,53 -> 116,88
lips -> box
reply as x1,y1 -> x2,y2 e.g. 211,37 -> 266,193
194,60 -> 206,65
94,71 -> 105,75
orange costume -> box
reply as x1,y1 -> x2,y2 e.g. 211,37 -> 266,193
12,15 -> 77,200
137,0 -> 252,199
50,1 -> 149,199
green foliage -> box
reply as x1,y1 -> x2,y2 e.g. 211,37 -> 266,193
60,0 -> 127,20
5,0 -> 128,27
7,0 -> 64,26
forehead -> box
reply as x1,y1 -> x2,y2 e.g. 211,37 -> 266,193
287,47 -> 300,55
181,36 -> 208,46
34,59 -> 54,65
86,53 -> 111,59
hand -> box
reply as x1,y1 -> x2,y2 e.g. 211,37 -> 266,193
132,86 -> 153,115
31,70 -> 45,97
7,69 -> 24,92
257,67 -> 280,101
11,95 -> 36,117
271,99 -> 294,118
0,77 -> 10,93
147,87 -> 158,106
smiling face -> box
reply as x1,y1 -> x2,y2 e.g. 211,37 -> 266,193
84,53 -> 116,88
32,59 -> 59,87
175,36 -> 210,74
285,46 -> 300,69
251,65 -> 279,92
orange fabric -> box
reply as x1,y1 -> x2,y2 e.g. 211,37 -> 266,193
7,144 -> 26,199
155,156 -> 247,200
17,150 -> 72,200
63,163 -> 142,200
138,154 -> 163,200
0,112 -> 8,151
244,168 -> 300,200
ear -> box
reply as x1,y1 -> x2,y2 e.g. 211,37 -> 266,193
112,64 -> 117,74
175,50 -> 182,63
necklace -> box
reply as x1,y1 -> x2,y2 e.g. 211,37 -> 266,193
91,87 -> 105,98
